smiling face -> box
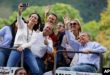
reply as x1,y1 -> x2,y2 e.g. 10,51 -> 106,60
43,23 -> 53,36
28,14 -> 38,25
47,14 -> 57,25
78,32 -> 90,45
57,22 -> 65,32
69,20 -> 81,32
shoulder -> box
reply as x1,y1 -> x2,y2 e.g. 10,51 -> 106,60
2,26 -> 10,29
88,41 -> 101,47
91,41 -> 100,45
1,26 -> 10,31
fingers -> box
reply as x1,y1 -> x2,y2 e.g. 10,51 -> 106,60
45,5 -> 51,13
82,50 -> 91,54
63,15 -> 70,25
44,39 -> 48,45
44,5 -> 51,17
17,47 -> 24,52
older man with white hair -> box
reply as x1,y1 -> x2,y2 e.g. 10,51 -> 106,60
58,16 -> 106,73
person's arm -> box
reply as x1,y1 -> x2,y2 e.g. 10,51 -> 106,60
44,5 -> 51,22
20,31 -> 37,49
17,3 -> 26,28
91,42 -> 106,53
0,26 -> 6,36
65,30 -> 79,51
0,26 -> 12,47
82,42 -> 106,54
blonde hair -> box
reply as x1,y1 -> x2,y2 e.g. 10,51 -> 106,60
73,19 -> 81,32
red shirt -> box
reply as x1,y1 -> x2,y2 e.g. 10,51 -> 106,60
49,32 -> 57,46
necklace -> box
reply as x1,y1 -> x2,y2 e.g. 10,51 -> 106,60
27,28 -> 33,42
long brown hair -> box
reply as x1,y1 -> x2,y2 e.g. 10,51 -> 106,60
29,13 -> 42,31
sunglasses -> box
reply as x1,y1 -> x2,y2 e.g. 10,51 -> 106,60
70,22 -> 77,26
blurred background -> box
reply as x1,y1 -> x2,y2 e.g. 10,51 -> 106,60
0,0 -> 110,67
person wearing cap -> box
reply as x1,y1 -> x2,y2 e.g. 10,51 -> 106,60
58,16 -> 106,73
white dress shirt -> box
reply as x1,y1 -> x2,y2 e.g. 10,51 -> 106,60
31,32 -> 53,58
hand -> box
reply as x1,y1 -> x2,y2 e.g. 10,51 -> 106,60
45,5 -> 51,16
65,58 -> 71,64
63,15 -> 70,25
17,46 -> 24,52
82,50 -> 92,54
44,38 -> 48,45
18,3 -> 23,16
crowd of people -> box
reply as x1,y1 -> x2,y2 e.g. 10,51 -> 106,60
0,3 -> 106,75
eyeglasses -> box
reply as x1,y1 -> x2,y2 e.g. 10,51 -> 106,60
70,22 -> 77,26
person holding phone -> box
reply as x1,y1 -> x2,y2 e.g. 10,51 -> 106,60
7,3 -> 43,75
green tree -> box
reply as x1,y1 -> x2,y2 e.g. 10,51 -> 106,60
82,21 -> 99,40
0,3 -> 83,28
96,0 -> 110,67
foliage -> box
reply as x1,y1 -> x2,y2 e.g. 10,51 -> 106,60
0,1 -> 109,67
0,3 -> 83,28
0,0 -> 107,22
0,12 -> 17,28
82,21 -> 99,40
96,0 -> 110,67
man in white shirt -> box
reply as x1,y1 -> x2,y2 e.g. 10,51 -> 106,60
31,24 -> 53,73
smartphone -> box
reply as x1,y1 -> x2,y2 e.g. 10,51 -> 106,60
23,3 -> 29,7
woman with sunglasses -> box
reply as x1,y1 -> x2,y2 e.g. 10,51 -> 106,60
61,19 -> 81,66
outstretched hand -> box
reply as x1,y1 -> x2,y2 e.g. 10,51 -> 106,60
63,15 -> 70,29
63,15 -> 70,25
18,3 -> 23,16
44,37 -> 49,45
45,5 -> 51,16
